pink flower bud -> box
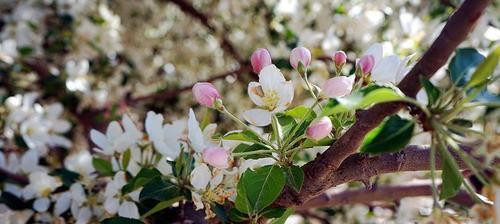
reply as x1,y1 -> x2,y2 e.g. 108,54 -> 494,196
306,117 -> 333,141
202,147 -> 229,168
333,51 -> 347,68
192,82 -> 221,107
321,76 -> 355,98
250,48 -> 272,74
358,55 -> 375,74
290,47 -> 312,70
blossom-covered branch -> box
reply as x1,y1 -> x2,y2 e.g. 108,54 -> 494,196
275,0 -> 491,206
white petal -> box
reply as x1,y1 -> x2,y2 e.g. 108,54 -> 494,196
46,103 -> 63,119
118,201 -> 140,219
243,109 -> 272,126
52,120 -> 71,133
75,207 -> 92,224
48,135 -> 72,148
190,163 -> 211,190
122,114 -> 142,139
106,121 -> 123,140
33,197 -> 50,212
90,129 -> 110,152
416,89 -> 428,106
259,65 -> 286,93
104,197 -> 119,214
277,81 -> 294,111
247,82 -> 264,106
54,192 -> 72,215
21,149 -> 40,173
192,192 -> 204,210
371,55 -> 401,84
363,43 -> 383,66
188,109 -> 205,153
157,158 -> 173,176
145,111 -> 164,141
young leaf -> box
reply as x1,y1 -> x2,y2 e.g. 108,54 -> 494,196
419,76 -> 440,106
141,196 -> 184,218
228,207 -> 249,222
322,85 -> 404,116
449,48 -> 485,87
466,45 -> 500,88
276,114 -> 298,137
284,105 -> 317,121
223,130 -> 261,143
92,158 -> 114,176
439,147 -> 463,199
235,165 -> 286,214
285,166 -> 304,192
261,207 -> 286,218
360,115 -> 415,154
122,149 -> 132,170
139,177 -> 180,201
270,208 -> 294,224
232,143 -> 271,159
122,168 -> 162,194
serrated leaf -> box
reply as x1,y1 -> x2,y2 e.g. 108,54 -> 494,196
361,115 -> 415,154
92,158 -> 113,176
449,48 -> 485,87
141,196 -> 183,218
419,76 -> 440,106
235,165 -> 286,214
139,177 -> 180,201
439,147 -> 463,199
285,166 -> 304,192
467,45 -> 500,88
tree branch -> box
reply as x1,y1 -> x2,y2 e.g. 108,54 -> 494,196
166,0 -> 242,62
297,184 -> 472,211
275,0 -> 491,206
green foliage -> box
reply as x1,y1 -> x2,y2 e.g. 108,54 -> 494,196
122,168 -> 162,194
466,45 -> 500,88
269,208 -> 294,224
139,177 -> 180,201
322,85 -> 404,116
235,165 -> 286,215
50,168 -> 80,187
223,130 -> 261,143
92,158 -> 114,177
419,76 -> 441,106
141,196 -> 184,218
439,146 -> 463,200
449,48 -> 485,87
233,143 -> 272,159
284,165 -> 304,192
361,115 -> 415,154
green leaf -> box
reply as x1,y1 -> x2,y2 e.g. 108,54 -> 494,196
449,48 -> 485,87
141,196 -> 184,218
139,177 -> 180,201
270,208 -> 294,224
439,147 -> 463,199
122,149 -> 131,170
122,168 -> 162,194
284,106 -> 317,121
50,169 -> 80,187
271,115 -> 284,144
360,115 -> 415,154
92,158 -> 114,176
450,119 -> 473,128
223,130 -> 261,143
261,207 -> 286,218
466,45 -> 500,88
101,217 -> 144,224
302,138 -> 335,148
276,114 -> 297,138
235,165 -> 286,214
285,166 -> 304,192
232,143 -> 271,159
419,76 -> 440,106
322,85 -> 404,116
228,207 -> 249,222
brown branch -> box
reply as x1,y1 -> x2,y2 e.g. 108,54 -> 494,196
297,185 -> 472,211
166,0 -> 242,62
275,0 -> 491,206
0,167 -> 29,185
127,64 -> 250,105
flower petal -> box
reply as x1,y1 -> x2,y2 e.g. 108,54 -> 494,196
259,65 -> 286,93
247,82 -> 264,106
190,163 -> 211,190
371,55 -> 401,84
188,109 -> 205,153
243,109 -> 272,126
